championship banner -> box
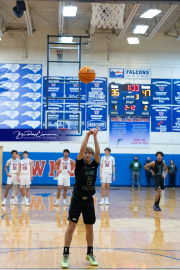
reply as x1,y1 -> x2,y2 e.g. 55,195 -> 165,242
86,104 -> 107,130
43,76 -> 64,102
172,106 -> 180,132
87,77 -> 107,103
151,79 -> 171,105
65,76 -> 86,103
109,116 -> 150,147
151,106 -> 171,132
172,79 -> 180,105
0,64 -> 42,129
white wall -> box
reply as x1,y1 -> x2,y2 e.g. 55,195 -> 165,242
0,29 -> 180,154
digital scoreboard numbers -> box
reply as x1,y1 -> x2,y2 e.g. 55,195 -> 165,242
109,83 -> 151,116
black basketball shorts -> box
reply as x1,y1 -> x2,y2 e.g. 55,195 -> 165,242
154,176 -> 164,190
69,196 -> 96,225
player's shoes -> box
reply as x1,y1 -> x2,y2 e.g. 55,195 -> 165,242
99,199 -> 105,205
54,200 -> 59,206
14,197 -> 18,203
157,206 -> 162,211
20,198 -> 25,205
25,199 -> 30,206
61,254 -> 69,268
2,199 -> 6,206
131,185 -> 134,188
153,205 -> 159,211
63,201 -> 69,206
10,198 -> 14,204
86,254 -> 98,266
105,198 -> 109,205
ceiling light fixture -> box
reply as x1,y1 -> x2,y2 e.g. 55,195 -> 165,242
63,6 -> 77,17
127,37 -> 139,44
60,36 -> 73,43
133,25 -> 149,34
140,9 -> 161,19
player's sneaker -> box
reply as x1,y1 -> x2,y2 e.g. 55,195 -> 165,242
153,205 -> 159,211
14,197 -> 18,203
20,198 -> 25,205
156,206 -> 162,211
131,185 -> 134,188
2,199 -> 6,206
10,198 -> 14,204
99,198 -> 105,205
54,200 -> 59,206
86,254 -> 98,266
105,198 -> 109,205
63,201 -> 69,206
61,254 -> 69,268
25,199 -> 30,206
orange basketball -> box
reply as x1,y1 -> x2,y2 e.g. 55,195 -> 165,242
78,66 -> 96,84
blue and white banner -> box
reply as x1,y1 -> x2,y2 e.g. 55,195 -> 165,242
65,77 -> 86,103
109,68 -> 124,78
109,116 -> 150,147
172,106 -> 180,132
109,68 -> 151,79
43,76 -> 64,103
173,79 -> 180,105
42,103 -> 63,129
86,104 -> 107,131
0,63 -> 42,129
87,77 -> 107,103
151,79 -> 171,105
151,106 -> 171,132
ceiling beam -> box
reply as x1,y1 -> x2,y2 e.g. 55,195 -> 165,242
118,3 -> 140,39
164,14 -> 180,35
147,5 -> 177,39
58,1 -> 65,35
24,1 -> 33,36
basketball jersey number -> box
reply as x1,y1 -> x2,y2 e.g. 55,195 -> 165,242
13,165 -> 17,170
105,162 -> 110,167
23,165 -> 27,170
63,165 -> 67,169
87,176 -> 93,185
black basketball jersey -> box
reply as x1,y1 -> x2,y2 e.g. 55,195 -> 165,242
154,160 -> 164,176
73,158 -> 99,198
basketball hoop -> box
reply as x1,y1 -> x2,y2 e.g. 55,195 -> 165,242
91,3 -> 125,30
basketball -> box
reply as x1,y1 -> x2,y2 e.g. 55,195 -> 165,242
78,66 -> 96,83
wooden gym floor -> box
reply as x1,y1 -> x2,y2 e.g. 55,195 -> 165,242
0,186 -> 180,270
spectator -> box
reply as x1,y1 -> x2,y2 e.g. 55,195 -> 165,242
168,160 -> 177,189
129,156 -> 142,188
144,157 -> 153,187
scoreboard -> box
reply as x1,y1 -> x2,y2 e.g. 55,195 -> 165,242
109,83 -> 151,116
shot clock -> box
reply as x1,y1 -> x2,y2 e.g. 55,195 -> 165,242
109,83 -> 151,116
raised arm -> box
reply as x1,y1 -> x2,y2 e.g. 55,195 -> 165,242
77,129 -> 95,160
93,125 -> 100,163
163,161 -> 168,178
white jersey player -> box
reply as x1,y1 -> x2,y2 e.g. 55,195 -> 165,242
2,150 -> 19,206
54,149 -> 75,206
99,147 -> 115,205
18,151 -> 33,206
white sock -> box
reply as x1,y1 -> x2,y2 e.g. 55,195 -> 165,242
4,198 -> 6,202
106,197 -> 108,200
101,198 -> 104,201
63,199 -> 66,202
57,199 -> 59,202
15,196 -> 18,199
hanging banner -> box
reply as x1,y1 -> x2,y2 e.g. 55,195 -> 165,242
65,77 -> 86,103
109,68 -> 151,79
0,63 -> 42,129
151,79 -> 171,105
151,106 -> 171,132
172,79 -> 180,105
87,77 -> 107,103
86,104 -> 107,130
42,103 -> 64,129
109,116 -> 150,147
172,106 -> 180,132
43,76 -> 64,103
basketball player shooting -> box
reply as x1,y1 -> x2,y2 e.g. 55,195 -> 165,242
61,124 -> 100,268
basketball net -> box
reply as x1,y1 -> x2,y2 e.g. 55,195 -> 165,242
91,3 -> 125,30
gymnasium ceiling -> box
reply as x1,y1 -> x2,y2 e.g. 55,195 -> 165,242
0,1 -> 180,41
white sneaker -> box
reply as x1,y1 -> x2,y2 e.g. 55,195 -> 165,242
20,199 -> 25,205
63,201 -> 69,206
13,200 -> 18,205
99,199 -> 105,205
54,200 -> 59,206
2,199 -> 6,206
10,198 -> 14,204
14,197 -> 18,203
105,198 -> 109,205
25,199 -> 30,206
